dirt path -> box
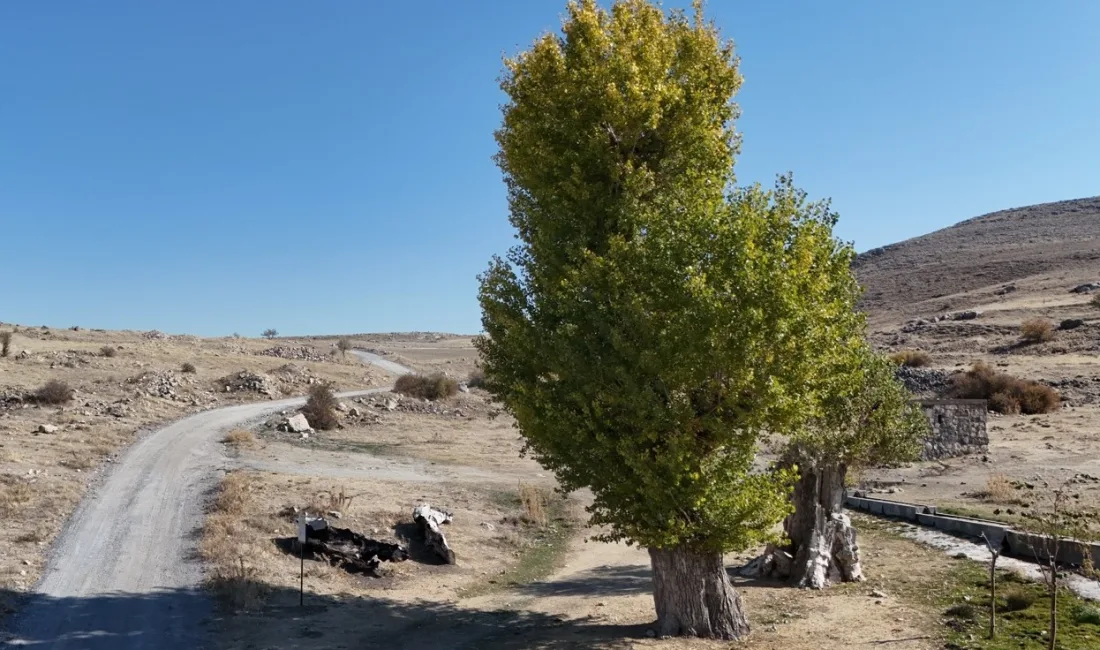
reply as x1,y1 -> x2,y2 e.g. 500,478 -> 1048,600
2,356 -> 414,649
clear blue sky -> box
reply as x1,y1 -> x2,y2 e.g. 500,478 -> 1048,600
2,2 -> 1097,336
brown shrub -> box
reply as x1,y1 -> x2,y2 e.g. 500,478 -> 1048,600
1019,317 -> 1054,343
301,383 -> 339,430
466,367 -> 486,388
100,346 -> 117,358
950,362 -> 1060,415
181,362 -> 197,373
34,379 -> 74,404
888,349 -> 932,367
336,338 -> 352,357
0,331 -> 11,357
309,486 -> 356,516
222,429 -> 256,448
393,373 -> 458,401
1002,588 -> 1037,612
988,392 -> 1021,415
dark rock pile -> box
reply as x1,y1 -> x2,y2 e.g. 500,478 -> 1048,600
895,366 -> 953,398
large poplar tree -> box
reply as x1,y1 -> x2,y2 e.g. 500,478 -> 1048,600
477,0 -> 867,638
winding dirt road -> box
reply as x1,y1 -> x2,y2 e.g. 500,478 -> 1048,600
2,352 -> 413,649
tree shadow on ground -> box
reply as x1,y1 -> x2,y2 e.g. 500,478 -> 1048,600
0,583 -> 649,650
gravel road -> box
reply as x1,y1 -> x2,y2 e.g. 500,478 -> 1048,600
3,355 -> 413,649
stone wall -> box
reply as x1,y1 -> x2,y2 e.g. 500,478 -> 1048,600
918,399 -> 988,460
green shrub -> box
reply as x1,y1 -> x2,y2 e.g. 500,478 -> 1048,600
35,379 -> 74,405
262,328 -> 278,339
888,349 -> 932,367
1073,604 -> 1100,625
336,338 -> 352,357
1020,317 -> 1054,343
951,361 -> 1060,415
393,373 -> 459,401
301,383 -> 338,430
100,346 -> 117,358
944,602 -> 977,620
1002,587 -> 1037,612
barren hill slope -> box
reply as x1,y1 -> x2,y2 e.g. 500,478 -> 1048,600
854,196 -> 1100,327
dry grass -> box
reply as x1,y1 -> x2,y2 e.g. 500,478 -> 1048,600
59,451 -> 97,471
181,361 -> 197,373
888,349 -> 932,367
981,473 -> 1016,503
1020,317 -> 1055,343
223,429 -> 257,448
0,477 -> 33,517
309,486 -> 356,516
950,361 -> 1060,414
301,383 -> 339,430
393,373 -> 458,401
100,346 -> 117,358
208,556 -> 266,611
518,482 -> 549,527
213,472 -> 254,516
34,379 -> 74,405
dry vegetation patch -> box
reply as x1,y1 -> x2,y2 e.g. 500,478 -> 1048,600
1020,317 -> 1055,343
951,361 -> 1060,414
394,372 -> 459,400
222,429 -> 257,448
889,349 -> 932,367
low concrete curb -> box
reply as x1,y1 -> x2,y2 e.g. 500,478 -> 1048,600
845,493 -> 1100,567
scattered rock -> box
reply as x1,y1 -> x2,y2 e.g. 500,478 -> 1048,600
336,402 -> 348,412
458,383 -> 470,393
36,424 -> 58,434
219,371 -> 277,397
348,407 -> 361,417
258,346 -> 330,362
1059,318 -> 1085,331
994,284 -> 1017,296
142,330 -> 168,340
1069,282 -> 1100,294
871,589 -> 888,599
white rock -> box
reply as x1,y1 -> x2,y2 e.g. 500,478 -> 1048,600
285,413 -> 312,433
336,402 -> 348,412
37,424 -> 58,434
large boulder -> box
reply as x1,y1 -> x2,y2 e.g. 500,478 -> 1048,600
1070,283 -> 1100,294
285,413 -> 312,433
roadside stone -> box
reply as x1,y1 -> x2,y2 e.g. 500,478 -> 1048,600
1069,282 -> 1100,294
348,407 -> 360,417
36,424 -> 58,434
336,402 -> 348,412
1059,318 -> 1085,331
285,414 -> 312,433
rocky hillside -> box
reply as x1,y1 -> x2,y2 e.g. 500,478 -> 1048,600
853,196 -> 1100,326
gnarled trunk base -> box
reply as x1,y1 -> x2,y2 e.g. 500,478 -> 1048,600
744,462 -> 863,589
649,547 -> 750,640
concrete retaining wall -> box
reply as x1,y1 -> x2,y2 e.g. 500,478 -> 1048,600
845,492 -> 1100,567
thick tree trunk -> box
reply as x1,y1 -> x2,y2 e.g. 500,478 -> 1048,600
649,547 -> 750,640
745,461 -> 863,589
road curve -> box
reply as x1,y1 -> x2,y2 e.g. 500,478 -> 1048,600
3,354 -> 413,649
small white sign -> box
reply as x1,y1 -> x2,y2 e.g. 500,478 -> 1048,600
298,513 -> 307,543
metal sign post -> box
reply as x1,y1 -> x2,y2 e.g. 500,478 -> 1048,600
297,512 -> 306,607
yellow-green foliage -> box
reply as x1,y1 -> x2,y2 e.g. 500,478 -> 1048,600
478,0 -> 869,555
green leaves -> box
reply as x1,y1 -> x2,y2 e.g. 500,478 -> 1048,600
478,0 -> 873,554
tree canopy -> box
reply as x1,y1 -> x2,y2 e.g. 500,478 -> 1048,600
477,1 -> 870,558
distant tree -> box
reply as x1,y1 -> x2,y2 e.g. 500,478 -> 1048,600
0,331 -> 11,358
262,328 -> 278,340
336,338 -> 353,358
477,0 -> 868,638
